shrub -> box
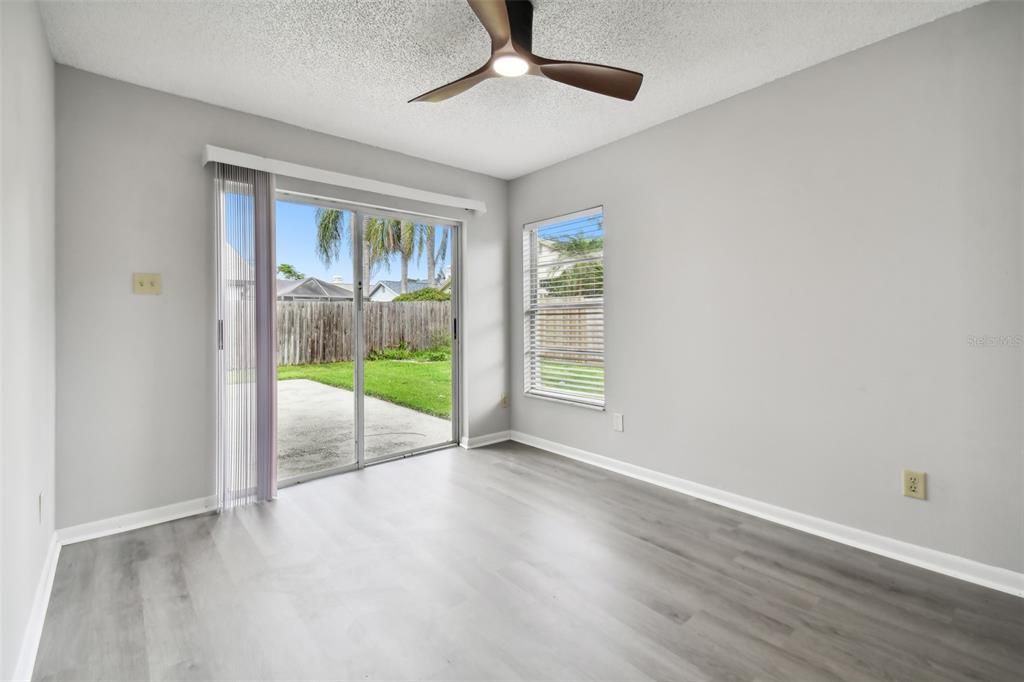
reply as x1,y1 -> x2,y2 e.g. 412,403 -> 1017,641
392,288 -> 450,301
368,342 -> 451,362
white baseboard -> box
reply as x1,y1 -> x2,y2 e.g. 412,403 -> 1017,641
509,430 -> 1024,598
13,533 -> 60,682
56,495 -> 218,546
460,430 -> 511,449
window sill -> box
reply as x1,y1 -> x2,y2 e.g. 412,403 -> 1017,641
523,390 -> 606,411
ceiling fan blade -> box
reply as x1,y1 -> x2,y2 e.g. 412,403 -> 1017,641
408,62 -> 494,103
535,59 -> 644,101
467,0 -> 511,51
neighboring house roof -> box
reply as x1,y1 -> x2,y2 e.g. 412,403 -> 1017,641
376,279 -> 427,295
277,277 -> 445,302
277,277 -> 354,301
365,282 -> 387,299
367,282 -> 398,302
367,276 -> 452,301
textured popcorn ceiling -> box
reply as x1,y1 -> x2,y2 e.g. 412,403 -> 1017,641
40,0 -> 980,179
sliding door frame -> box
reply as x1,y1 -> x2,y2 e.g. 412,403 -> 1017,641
275,191 -> 462,486
353,210 -> 366,468
352,208 -> 462,468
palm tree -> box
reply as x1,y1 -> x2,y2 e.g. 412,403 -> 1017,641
314,207 -> 346,267
366,219 -> 426,294
397,222 -> 420,293
436,229 -> 450,284
425,225 -> 437,285
363,217 -> 401,292
424,224 -> 450,286
315,208 -> 385,297
315,211 -> 436,295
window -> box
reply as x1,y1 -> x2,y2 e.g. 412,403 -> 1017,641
523,207 -> 605,408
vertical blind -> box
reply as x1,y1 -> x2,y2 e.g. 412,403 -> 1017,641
523,207 -> 605,408
215,163 -> 277,509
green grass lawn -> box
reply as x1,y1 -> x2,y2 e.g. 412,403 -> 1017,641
278,360 -> 451,418
539,361 -> 605,396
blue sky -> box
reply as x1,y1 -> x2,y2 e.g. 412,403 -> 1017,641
275,200 -> 451,284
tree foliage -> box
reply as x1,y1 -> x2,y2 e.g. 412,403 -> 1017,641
277,263 -> 305,280
314,208 -> 346,267
550,235 -> 603,257
541,262 -> 603,298
541,234 -> 604,298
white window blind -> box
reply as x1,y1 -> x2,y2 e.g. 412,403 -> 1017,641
523,207 -> 605,408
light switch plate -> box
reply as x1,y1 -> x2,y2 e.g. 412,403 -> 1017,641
612,413 -> 624,432
133,272 -> 162,295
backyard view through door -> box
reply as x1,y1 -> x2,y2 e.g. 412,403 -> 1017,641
275,199 -> 456,482
359,214 -> 455,464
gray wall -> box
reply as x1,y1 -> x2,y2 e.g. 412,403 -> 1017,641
1,1 -> 56,677
509,1 -> 1023,572
55,67 -> 508,529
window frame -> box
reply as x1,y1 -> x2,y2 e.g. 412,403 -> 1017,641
522,206 -> 606,410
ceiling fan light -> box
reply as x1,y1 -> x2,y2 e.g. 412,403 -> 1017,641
493,55 -> 529,78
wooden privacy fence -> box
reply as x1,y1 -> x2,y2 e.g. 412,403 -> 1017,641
529,295 -> 604,365
276,300 -> 451,365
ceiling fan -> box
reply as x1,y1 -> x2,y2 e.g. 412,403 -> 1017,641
409,0 -> 644,103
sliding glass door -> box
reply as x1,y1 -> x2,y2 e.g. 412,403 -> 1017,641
358,213 -> 457,465
275,201 -> 357,482
274,198 -> 458,484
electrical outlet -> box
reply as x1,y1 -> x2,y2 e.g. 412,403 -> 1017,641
500,393 -> 508,408
132,272 -> 162,295
612,413 -> 624,432
903,470 -> 926,500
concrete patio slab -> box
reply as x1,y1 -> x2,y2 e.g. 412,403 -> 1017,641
276,379 -> 453,480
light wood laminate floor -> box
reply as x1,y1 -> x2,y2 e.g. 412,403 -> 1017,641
34,443 -> 1023,681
